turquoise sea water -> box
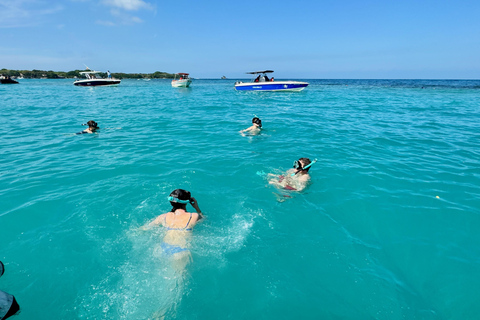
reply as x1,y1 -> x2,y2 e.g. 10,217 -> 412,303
1,79 -> 480,319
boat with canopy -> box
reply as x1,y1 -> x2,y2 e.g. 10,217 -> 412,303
171,73 -> 192,87
234,70 -> 308,91
73,68 -> 121,87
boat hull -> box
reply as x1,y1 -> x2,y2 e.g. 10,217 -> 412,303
234,81 -> 308,92
74,79 -> 121,87
1,79 -> 19,84
171,79 -> 192,87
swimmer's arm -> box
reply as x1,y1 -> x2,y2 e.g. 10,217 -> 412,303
140,214 -> 166,230
267,173 -> 283,187
293,184 -> 305,192
268,178 -> 285,188
239,125 -> 255,133
190,197 -> 203,220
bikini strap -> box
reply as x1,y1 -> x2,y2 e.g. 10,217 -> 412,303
184,212 -> 193,229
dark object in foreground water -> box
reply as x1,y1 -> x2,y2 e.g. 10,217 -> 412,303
0,76 -> 18,84
0,292 -> 19,320
0,261 -> 20,320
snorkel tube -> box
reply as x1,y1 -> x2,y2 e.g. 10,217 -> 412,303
291,158 -> 317,176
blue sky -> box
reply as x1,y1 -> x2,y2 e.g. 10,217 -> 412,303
1,0 -> 479,78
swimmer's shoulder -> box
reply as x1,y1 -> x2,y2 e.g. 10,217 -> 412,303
297,174 -> 311,183
152,213 -> 168,225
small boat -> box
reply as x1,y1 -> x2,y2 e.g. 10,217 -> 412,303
73,69 -> 121,87
0,75 -> 19,84
171,73 -> 192,88
234,70 -> 308,92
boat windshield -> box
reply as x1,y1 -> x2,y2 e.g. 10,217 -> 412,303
252,73 -> 272,83
80,72 -> 103,80
175,73 -> 190,80
246,70 -> 274,83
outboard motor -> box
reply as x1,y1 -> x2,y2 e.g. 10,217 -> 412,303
0,261 -> 20,320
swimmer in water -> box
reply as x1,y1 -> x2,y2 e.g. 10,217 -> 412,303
142,189 -> 202,318
268,157 -> 316,192
76,120 -> 99,134
143,189 -> 203,273
240,117 -> 262,136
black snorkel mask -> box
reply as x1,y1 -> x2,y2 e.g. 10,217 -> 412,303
82,121 -> 98,128
252,118 -> 262,127
292,158 -> 318,176
293,160 -> 303,170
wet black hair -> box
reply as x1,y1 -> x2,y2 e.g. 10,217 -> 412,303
252,117 -> 262,127
169,189 -> 192,212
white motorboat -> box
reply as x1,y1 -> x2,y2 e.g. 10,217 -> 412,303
171,73 -> 192,87
73,69 -> 121,87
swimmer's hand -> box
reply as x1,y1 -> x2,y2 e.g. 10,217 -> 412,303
189,197 -> 203,217
189,197 -> 201,211
138,225 -> 150,231
138,222 -> 155,232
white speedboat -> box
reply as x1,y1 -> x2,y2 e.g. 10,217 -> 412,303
234,70 -> 308,92
171,73 -> 192,87
73,69 -> 121,87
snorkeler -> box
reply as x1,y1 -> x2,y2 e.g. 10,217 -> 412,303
239,117 -> 262,136
143,189 -> 203,271
142,189 -> 203,318
268,157 -> 317,192
76,120 -> 99,134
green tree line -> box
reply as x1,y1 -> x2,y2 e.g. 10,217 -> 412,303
0,68 -> 175,79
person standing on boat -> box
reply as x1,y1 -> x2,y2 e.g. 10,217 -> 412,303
107,70 -> 111,78
240,117 -> 262,136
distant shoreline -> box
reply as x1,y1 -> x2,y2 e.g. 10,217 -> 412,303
0,68 -> 175,79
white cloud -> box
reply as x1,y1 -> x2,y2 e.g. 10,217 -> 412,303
102,0 -> 152,11
0,0 -> 63,28
97,0 -> 152,25
109,9 -> 144,24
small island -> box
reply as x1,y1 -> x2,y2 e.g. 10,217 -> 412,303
0,68 -> 175,80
